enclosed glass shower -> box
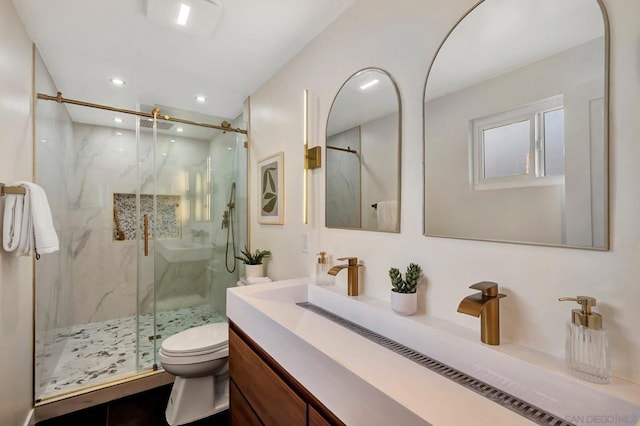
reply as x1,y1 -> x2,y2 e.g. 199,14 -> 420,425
33,78 -> 247,401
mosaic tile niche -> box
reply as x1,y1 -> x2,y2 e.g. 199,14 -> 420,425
113,193 -> 181,241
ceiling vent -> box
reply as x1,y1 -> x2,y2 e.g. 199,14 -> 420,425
140,119 -> 174,131
146,0 -> 222,38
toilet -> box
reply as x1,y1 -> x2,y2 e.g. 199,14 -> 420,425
158,322 -> 229,425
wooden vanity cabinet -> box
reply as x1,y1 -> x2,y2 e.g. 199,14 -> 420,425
229,322 -> 343,426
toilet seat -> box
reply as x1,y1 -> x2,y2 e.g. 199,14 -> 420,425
160,322 -> 228,357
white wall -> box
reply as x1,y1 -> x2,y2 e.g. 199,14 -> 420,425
249,0 -> 640,383
0,0 -> 34,423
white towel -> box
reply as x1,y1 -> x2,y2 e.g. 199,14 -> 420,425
2,194 -> 23,251
17,185 -> 33,255
4,182 -> 59,257
376,200 -> 398,232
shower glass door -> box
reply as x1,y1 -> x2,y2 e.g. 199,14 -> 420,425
34,73 -> 151,399
139,106 -> 247,369
135,112 -> 159,371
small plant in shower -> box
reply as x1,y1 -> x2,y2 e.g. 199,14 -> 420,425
235,246 -> 271,265
389,263 -> 422,316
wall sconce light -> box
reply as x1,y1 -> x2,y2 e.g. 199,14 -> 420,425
304,90 -> 322,171
307,146 -> 321,169
303,89 -> 322,224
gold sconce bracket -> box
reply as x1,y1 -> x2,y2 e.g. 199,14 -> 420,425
306,146 -> 322,169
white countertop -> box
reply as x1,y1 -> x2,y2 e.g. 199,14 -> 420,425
227,278 -> 640,426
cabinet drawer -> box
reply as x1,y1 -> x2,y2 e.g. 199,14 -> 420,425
230,380 -> 261,426
230,328 -> 306,425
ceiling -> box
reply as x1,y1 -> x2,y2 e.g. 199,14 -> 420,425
13,0 -> 354,129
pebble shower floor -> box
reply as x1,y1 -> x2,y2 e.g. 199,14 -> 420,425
35,304 -> 224,400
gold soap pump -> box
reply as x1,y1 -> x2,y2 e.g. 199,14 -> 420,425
559,296 -> 610,383
315,252 -> 333,286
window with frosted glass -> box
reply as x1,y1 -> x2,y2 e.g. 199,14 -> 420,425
483,120 -> 531,178
471,96 -> 564,189
543,109 -> 565,176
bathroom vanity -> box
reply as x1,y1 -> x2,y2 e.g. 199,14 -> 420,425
227,279 -> 640,425
229,323 -> 342,425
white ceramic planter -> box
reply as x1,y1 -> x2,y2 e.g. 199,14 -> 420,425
245,264 -> 264,278
390,290 -> 417,316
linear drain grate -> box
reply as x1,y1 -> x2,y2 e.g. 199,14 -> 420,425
297,302 -> 573,426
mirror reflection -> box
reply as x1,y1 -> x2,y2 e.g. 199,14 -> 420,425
326,68 -> 401,232
424,0 -> 608,249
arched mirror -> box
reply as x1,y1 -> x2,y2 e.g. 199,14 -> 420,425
424,0 -> 608,249
326,68 -> 401,232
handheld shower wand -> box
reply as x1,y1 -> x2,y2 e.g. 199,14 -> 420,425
224,182 -> 237,273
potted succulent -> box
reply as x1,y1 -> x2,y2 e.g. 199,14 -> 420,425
389,263 -> 422,315
235,246 -> 272,278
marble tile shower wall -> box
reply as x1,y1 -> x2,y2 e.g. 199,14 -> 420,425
140,130 -> 213,315
66,123 -> 141,325
71,124 -> 215,323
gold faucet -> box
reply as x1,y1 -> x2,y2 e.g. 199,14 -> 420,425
457,281 -> 506,345
328,257 -> 362,296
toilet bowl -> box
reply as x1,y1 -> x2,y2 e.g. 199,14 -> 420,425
158,322 -> 229,425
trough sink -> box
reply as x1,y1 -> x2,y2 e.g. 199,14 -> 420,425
227,279 -> 640,426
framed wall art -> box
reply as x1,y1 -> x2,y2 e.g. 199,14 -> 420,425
258,151 -> 284,224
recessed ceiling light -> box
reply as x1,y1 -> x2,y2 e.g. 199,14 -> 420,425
177,4 -> 191,26
227,147 -> 232,151
110,78 -> 126,86
115,131 -> 123,136
40,139 -> 47,143
359,79 -> 380,90
176,127 -> 184,133
114,117 -> 123,123
195,95 -> 207,103
170,139 -> 176,143
162,152 -> 168,156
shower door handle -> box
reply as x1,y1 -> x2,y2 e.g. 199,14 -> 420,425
143,214 -> 149,256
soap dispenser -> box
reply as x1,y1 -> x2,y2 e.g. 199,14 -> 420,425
559,296 -> 610,384
315,252 -> 333,286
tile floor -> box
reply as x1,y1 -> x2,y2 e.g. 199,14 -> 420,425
36,305 -> 225,399
36,384 -> 230,426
